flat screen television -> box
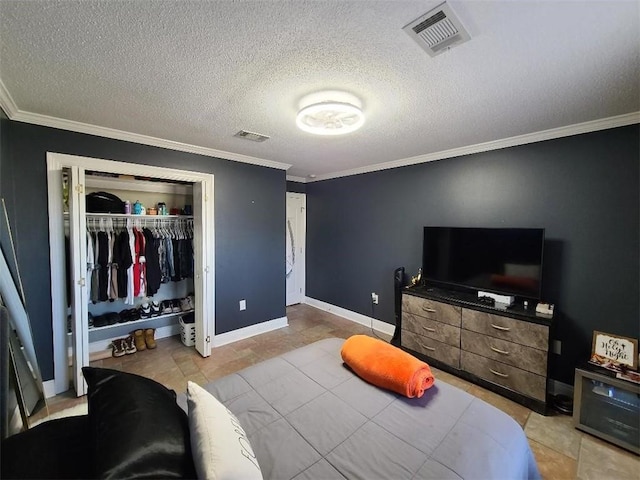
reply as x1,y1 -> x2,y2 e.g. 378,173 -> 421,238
422,227 -> 545,299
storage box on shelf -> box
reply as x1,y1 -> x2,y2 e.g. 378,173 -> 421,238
399,287 -> 553,414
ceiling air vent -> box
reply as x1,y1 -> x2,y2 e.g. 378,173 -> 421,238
234,130 -> 270,142
403,2 -> 470,57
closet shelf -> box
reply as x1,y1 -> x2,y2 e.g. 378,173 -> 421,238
88,309 -> 194,332
85,176 -> 193,195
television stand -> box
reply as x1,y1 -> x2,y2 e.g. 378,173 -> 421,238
398,286 -> 554,414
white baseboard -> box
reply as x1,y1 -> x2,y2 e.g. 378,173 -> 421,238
303,297 -> 396,337
43,380 -> 57,399
212,316 -> 289,348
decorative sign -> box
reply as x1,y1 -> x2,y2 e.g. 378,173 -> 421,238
590,331 -> 638,371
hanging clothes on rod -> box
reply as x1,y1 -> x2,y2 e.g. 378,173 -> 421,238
85,215 -> 194,304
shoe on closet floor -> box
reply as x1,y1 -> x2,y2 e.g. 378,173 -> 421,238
111,339 -> 126,358
144,328 -> 157,349
133,329 -> 147,351
124,335 -> 137,355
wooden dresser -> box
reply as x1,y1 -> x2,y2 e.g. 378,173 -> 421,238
400,288 -> 553,413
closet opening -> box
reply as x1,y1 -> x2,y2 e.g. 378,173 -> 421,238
83,171 -> 195,351
48,154 -> 214,397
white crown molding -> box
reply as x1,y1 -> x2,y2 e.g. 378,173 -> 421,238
286,175 -> 307,183
308,111 -> 640,182
13,109 -> 291,170
0,78 -> 19,117
0,88 -> 291,171
2,75 -> 636,181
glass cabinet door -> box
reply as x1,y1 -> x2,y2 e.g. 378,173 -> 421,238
575,368 -> 640,454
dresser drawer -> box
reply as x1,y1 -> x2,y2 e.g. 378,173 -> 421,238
461,351 -> 546,401
461,309 -> 548,351
402,294 -> 461,327
460,329 -> 547,376
403,312 -> 460,347
401,330 -> 460,368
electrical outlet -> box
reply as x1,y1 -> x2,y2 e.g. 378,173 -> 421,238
371,292 -> 379,305
239,299 -> 246,311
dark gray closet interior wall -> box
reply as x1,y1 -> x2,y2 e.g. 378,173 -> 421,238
306,125 -> 639,384
3,120 -> 286,381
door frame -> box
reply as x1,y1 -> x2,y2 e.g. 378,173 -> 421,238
46,152 -> 215,395
285,192 -> 306,306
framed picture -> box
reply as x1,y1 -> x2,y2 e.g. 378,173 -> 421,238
590,331 -> 638,371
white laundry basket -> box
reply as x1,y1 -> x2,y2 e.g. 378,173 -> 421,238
179,315 -> 196,347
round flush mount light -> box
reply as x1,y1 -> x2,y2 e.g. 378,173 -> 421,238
296,91 -> 365,136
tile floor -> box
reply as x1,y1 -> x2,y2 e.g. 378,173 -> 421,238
43,304 -> 639,479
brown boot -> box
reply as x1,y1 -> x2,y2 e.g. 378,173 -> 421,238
133,329 -> 146,351
144,328 -> 157,349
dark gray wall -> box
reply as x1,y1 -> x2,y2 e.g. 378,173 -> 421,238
306,125 -> 639,384
2,120 -> 286,381
286,180 -> 306,194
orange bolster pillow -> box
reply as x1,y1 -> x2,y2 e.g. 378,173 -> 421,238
341,335 -> 435,398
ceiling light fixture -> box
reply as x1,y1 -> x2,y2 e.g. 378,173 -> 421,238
296,91 -> 365,136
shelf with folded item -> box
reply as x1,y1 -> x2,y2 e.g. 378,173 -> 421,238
88,309 -> 194,332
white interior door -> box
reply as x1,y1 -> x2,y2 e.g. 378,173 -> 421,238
193,180 -> 214,356
286,193 -> 306,306
67,166 -> 89,396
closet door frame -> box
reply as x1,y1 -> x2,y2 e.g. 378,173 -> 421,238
46,153 -> 215,396
67,166 -> 89,395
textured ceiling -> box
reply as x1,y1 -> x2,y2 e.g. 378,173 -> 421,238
0,0 -> 638,180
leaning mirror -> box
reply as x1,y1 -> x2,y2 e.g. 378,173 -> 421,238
0,197 -> 46,438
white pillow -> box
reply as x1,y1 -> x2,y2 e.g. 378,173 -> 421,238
187,381 -> 263,480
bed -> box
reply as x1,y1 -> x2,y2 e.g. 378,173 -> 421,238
1,337 -> 540,479
177,337 -> 541,480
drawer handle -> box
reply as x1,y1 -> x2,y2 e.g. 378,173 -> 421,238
422,345 -> 436,351
489,368 -> 509,378
490,346 -> 509,355
424,327 -> 436,332
490,323 -> 511,332
422,307 -> 437,313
